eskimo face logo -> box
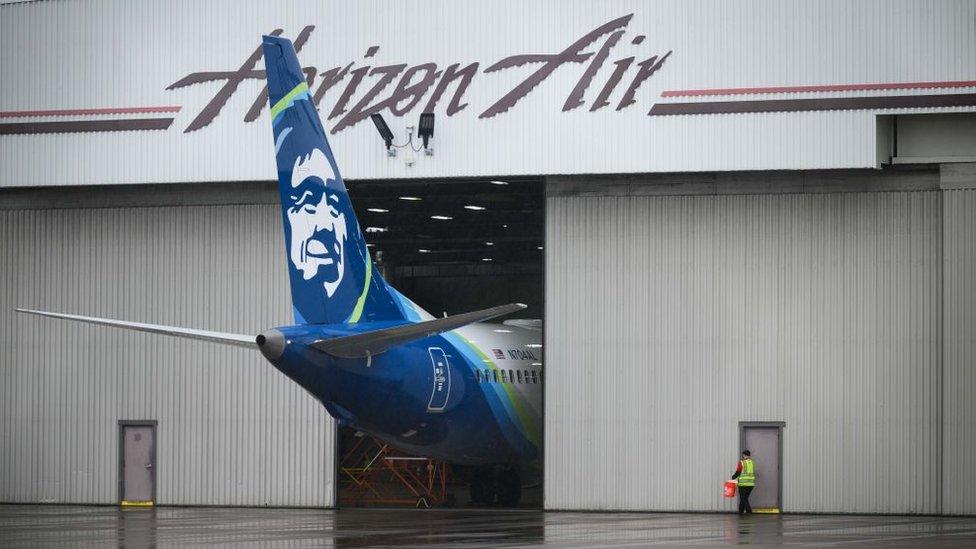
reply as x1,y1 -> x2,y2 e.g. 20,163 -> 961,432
286,148 -> 348,297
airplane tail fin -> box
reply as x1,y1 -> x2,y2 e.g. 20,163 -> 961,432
262,35 -> 421,325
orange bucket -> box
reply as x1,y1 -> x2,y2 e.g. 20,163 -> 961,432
723,480 -> 737,498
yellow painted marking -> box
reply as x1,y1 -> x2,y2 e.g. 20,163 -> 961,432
120,500 -> 154,507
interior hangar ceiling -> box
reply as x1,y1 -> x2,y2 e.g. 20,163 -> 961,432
349,177 -> 543,272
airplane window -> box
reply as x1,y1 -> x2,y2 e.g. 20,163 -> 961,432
523,369 -> 529,382
476,370 -> 482,383
484,369 -> 491,383
517,370 -> 523,384
493,369 -> 499,383
508,369 -> 514,383
531,370 -> 538,384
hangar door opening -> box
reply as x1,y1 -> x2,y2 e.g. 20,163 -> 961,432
337,177 -> 544,509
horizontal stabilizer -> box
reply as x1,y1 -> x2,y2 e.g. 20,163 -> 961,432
16,308 -> 256,348
311,303 -> 527,358
502,318 -> 542,331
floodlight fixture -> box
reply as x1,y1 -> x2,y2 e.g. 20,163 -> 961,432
418,112 -> 435,149
370,113 -> 395,155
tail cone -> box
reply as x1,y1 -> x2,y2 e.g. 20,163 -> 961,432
256,329 -> 286,361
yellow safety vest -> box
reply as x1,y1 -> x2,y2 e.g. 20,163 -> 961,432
739,459 -> 755,487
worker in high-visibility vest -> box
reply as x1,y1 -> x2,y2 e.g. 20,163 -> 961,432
731,450 -> 755,514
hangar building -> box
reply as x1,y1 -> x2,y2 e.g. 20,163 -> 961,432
1,0 -> 975,514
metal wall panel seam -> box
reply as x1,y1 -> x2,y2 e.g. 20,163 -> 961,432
942,189 -> 976,514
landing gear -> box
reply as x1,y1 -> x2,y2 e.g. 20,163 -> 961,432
496,465 -> 522,507
468,464 -> 521,507
469,473 -> 493,506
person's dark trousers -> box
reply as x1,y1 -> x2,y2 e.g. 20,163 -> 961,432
738,486 -> 754,514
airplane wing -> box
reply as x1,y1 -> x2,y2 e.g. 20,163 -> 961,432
311,303 -> 527,358
15,308 -> 256,348
502,318 -> 542,331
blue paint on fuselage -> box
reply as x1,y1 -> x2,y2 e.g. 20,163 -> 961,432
266,323 -> 527,465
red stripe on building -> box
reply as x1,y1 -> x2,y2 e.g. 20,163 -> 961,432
0,106 -> 182,118
648,93 -> 976,116
0,118 -> 175,135
661,80 -> 976,98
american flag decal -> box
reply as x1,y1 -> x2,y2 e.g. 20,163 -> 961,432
492,349 -> 505,360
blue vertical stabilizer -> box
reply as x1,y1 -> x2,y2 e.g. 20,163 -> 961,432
262,35 -> 412,325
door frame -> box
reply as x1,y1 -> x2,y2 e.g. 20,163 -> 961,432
118,419 -> 158,505
738,421 -> 785,512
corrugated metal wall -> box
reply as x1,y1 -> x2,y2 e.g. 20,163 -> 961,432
0,202 -> 335,506
943,188 -> 976,515
545,184 -> 944,513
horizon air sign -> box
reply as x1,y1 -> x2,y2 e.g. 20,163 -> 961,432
167,14 -> 673,134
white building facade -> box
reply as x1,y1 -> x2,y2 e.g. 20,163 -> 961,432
1,0 -> 974,512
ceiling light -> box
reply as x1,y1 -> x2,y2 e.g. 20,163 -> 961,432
431,215 -> 453,220
418,249 -> 431,253
464,205 -> 486,211
493,329 -> 512,333
502,224 -> 508,228
399,196 -> 421,201
526,344 -> 542,348
481,258 -> 493,262
537,246 -> 543,250
485,241 -> 494,246
367,208 -> 389,213
490,180 -> 509,185
364,227 -> 388,233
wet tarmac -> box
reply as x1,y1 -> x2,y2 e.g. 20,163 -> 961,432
2,505 -> 976,547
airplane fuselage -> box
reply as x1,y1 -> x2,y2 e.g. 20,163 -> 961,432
263,322 -> 542,465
